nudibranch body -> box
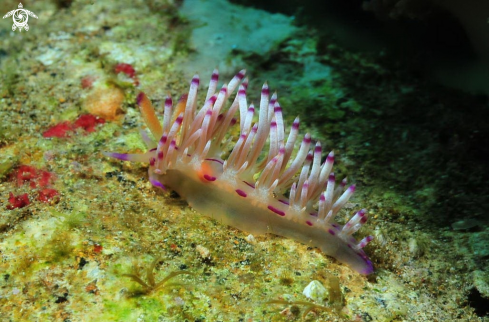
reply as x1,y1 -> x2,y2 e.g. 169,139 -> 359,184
105,70 -> 374,275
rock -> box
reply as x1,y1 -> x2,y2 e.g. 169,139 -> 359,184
179,0 -> 297,77
469,230 -> 489,259
473,270 -> 489,298
451,218 -> 479,231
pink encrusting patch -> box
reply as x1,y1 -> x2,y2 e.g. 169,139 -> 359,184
106,69 -> 375,275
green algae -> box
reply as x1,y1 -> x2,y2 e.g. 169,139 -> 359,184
0,155 -> 17,180
1,57 -> 21,97
62,211 -> 87,229
103,300 -> 137,321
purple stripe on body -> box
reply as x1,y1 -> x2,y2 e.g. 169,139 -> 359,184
268,205 -> 285,217
205,158 -> 224,165
235,189 -> 247,197
203,174 -> 216,181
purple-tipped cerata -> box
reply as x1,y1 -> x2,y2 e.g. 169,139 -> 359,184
105,70 -> 374,275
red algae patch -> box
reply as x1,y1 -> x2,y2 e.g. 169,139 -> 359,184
73,114 -> 105,133
42,121 -> 73,138
6,165 -> 60,208
115,63 -> 136,78
12,165 -> 55,188
37,188 -> 60,204
6,192 -> 30,209
93,243 -> 103,253
81,75 -> 97,89
42,114 -> 105,138
114,62 -> 139,86
83,86 -> 125,120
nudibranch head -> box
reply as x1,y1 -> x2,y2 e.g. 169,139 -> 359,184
105,69 -> 374,275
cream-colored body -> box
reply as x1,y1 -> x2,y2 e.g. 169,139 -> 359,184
158,160 -> 373,275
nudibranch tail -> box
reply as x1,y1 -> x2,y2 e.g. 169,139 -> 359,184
106,69 -> 374,275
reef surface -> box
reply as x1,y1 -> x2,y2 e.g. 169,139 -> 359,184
0,0 -> 487,321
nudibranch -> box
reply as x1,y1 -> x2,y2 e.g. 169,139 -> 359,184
105,70 -> 374,274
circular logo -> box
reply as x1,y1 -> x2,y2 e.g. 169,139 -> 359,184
3,3 -> 38,32
13,9 -> 29,29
